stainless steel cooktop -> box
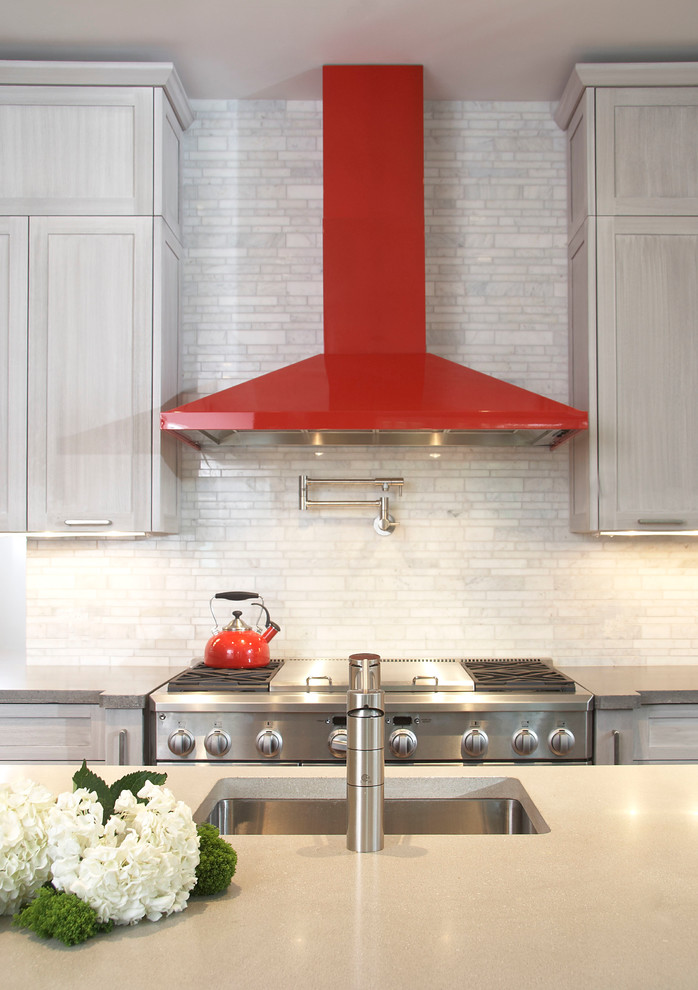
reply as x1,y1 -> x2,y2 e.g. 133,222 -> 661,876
151,657 -> 593,765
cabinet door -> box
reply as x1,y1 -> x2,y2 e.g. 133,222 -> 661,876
568,221 -> 598,533
104,708 -> 145,765
596,217 -> 698,532
0,217 -> 28,531
27,217 -> 154,534
596,88 -> 698,216
152,219 -> 181,535
566,89 -> 595,240
594,709 -> 635,764
0,86 -> 153,215
154,90 -> 183,241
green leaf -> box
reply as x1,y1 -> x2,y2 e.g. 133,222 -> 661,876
109,769 -> 167,804
72,761 -> 113,825
72,761 -> 168,825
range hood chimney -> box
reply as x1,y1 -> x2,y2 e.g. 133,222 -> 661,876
161,65 -> 587,449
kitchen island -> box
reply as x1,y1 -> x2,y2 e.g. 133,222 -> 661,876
2,763 -> 698,990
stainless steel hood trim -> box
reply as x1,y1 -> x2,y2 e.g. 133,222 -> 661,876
175,427 -> 579,449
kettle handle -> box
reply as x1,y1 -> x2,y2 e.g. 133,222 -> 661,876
210,591 -> 273,632
214,591 -> 260,602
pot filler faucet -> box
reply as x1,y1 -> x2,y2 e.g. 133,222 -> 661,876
347,653 -> 385,852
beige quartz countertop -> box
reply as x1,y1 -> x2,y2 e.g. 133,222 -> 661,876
2,762 -> 698,990
560,664 -> 698,709
0,665 -> 188,708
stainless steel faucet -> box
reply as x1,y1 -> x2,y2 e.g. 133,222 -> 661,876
346,652 -> 385,852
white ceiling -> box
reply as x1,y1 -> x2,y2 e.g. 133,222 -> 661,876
2,0 -> 698,101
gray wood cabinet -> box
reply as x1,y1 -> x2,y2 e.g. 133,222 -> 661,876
28,217 -> 154,533
595,705 -> 698,764
558,66 -> 698,534
0,63 -> 191,535
0,702 -> 145,765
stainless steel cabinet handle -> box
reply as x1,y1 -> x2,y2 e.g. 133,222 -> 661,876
118,729 -> 128,765
64,519 -> 113,526
612,729 -> 621,765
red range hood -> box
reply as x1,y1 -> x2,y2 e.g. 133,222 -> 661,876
161,64 -> 587,449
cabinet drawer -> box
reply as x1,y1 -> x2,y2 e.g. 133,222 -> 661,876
0,86 -> 154,215
635,705 -> 698,762
0,703 -> 104,762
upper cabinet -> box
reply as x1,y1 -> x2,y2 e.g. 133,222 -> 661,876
557,64 -> 698,534
0,62 -> 191,536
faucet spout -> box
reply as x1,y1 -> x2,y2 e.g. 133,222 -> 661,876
346,653 -> 385,853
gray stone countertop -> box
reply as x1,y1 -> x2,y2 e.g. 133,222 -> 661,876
4,661 -> 698,710
1,762 -> 698,990
560,664 -> 698,709
0,663 -> 189,708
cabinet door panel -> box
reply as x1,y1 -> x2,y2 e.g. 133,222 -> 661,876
154,89 -> 183,240
566,89 -> 595,240
0,703 -> 104,762
597,218 -> 698,531
635,705 -> 698,762
0,86 -> 153,215
596,88 -> 698,216
27,217 -> 153,533
568,222 -> 598,533
152,219 -> 181,534
0,217 -> 28,531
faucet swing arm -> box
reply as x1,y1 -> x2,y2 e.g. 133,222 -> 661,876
298,476 -> 404,535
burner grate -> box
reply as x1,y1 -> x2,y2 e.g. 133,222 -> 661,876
460,658 -> 576,693
167,660 -> 284,692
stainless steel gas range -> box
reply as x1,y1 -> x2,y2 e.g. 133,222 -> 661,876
149,657 -> 593,765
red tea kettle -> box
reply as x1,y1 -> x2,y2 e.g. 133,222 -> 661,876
204,592 -> 281,669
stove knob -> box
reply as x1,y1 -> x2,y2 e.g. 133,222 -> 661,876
256,728 -> 282,758
389,728 -> 418,759
168,728 -> 195,757
548,727 -> 575,756
204,729 -> 232,757
461,728 -> 489,758
328,728 -> 348,759
512,727 -> 538,756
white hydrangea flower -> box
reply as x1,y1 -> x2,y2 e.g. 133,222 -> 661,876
0,778 -> 56,915
46,787 -> 105,893
49,781 -> 199,926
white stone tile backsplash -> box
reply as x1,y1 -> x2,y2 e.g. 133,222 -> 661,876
25,99 -> 698,666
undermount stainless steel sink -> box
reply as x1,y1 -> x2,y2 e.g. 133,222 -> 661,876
206,796 -> 541,835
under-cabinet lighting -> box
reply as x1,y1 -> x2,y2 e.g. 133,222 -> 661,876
28,531 -> 148,539
601,531 -> 698,537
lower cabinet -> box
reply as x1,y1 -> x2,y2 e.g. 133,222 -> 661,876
595,705 -> 698,764
0,703 -> 145,765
